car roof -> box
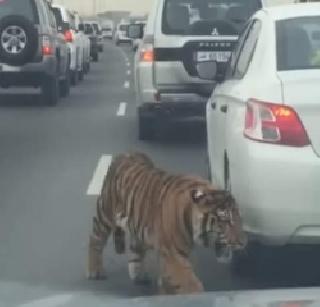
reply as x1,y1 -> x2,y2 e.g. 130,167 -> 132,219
262,3 -> 320,21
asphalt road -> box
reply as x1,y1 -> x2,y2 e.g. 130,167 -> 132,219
1,40 -> 320,306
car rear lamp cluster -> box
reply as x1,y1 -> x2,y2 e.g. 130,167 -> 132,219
64,29 -> 74,43
244,99 -> 310,147
140,44 -> 154,62
42,35 -> 53,56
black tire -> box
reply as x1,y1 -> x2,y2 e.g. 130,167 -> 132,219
78,69 -> 84,81
92,52 -> 98,62
59,70 -> 70,98
231,243 -> 262,278
70,70 -> 78,86
138,109 -> 155,141
84,62 -> 90,74
0,15 -> 38,66
42,76 -> 59,106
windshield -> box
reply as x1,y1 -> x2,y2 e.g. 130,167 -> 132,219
0,0 -> 37,22
162,0 -> 261,35
277,16 -> 320,71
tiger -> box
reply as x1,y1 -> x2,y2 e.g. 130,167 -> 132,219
87,152 -> 247,295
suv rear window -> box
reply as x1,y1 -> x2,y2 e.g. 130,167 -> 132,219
0,0 -> 37,22
51,7 -> 63,28
277,16 -> 320,71
162,0 -> 261,36
120,24 -> 128,31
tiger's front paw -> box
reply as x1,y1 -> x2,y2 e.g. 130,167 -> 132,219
86,268 -> 107,280
128,262 -> 151,285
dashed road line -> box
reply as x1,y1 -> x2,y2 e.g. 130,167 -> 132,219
126,62 -> 130,67
117,102 -> 127,116
127,70 -> 131,75
87,155 -> 112,196
124,80 -> 130,89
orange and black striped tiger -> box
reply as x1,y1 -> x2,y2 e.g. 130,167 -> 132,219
87,152 -> 247,294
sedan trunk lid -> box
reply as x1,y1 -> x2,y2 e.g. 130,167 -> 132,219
278,70 -> 320,156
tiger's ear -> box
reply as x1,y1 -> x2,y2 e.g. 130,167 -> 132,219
191,189 -> 205,203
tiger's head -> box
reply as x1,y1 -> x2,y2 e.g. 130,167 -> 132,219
191,187 -> 247,263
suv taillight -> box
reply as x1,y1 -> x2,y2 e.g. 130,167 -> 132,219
64,30 -> 73,43
42,36 -> 53,56
244,99 -> 310,147
140,44 -> 154,62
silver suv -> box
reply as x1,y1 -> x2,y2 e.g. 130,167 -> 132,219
0,0 -> 70,106
131,0 -> 262,140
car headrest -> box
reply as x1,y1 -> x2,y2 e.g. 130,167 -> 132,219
225,6 -> 248,24
285,27 -> 312,68
166,4 -> 190,32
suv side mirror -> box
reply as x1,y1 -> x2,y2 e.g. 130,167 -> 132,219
127,24 -> 144,39
196,61 -> 226,82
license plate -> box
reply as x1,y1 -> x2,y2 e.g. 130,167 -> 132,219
197,51 -> 231,62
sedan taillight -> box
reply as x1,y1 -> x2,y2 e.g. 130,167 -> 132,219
244,99 -> 310,147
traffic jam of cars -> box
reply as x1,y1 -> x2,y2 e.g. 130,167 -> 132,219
1,0 -> 320,305
0,0 -> 104,105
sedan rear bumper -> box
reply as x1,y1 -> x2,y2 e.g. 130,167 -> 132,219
232,141 -> 320,246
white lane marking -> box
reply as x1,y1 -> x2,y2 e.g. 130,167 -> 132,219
127,70 -> 131,75
126,62 -> 130,67
117,102 -> 127,116
19,294 -> 74,307
124,81 -> 130,89
87,155 -> 112,196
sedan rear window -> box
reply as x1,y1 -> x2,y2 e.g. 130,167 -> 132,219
162,0 -> 261,36
0,0 -> 37,22
277,16 -> 320,71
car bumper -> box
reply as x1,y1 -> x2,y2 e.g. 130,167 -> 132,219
232,141 -> 320,246
0,57 -> 57,86
139,100 -> 206,122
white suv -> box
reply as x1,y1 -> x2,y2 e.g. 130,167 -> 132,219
73,12 -> 91,74
51,5 -> 85,85
198,3 -> 320,271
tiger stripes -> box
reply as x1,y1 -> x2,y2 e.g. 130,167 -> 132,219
87,152 -> 246,294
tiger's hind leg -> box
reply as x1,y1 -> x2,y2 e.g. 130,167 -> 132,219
87,195 -> 113,280
128,233 -> 151,285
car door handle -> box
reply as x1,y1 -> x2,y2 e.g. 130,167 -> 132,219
211,101 -> 216,109
220,105 -> 228,113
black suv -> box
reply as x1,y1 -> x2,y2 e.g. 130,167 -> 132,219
0,0 -> 70,105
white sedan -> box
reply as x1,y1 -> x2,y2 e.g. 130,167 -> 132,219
199,3 -> 320,259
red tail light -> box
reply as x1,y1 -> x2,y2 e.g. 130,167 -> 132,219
244,99 -> 310,147
42,36 -> 53,56
140,45 -> 154,62
64,30 -> 73,43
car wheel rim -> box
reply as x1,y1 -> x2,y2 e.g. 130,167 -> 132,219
1,25 -> 27,54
